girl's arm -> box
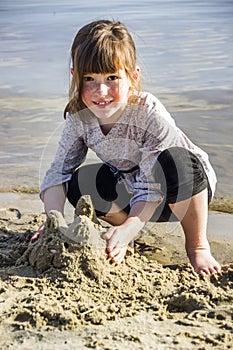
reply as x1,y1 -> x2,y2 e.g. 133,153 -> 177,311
103,200 -> 159,263
128,200 -> 158,224
119,200 -> 158,235
30,184 -> 66,243
43,184 -> 67,216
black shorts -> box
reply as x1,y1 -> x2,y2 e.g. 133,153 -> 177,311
67,147 -> 212,222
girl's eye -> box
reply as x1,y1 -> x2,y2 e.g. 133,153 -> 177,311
83,76 -> 94,81
107,75 -> 119,81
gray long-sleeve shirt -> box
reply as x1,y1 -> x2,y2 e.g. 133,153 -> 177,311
40,92 -> 217,206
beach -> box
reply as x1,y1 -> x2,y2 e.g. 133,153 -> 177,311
0,194 -> 233,350
1,0 -> 233,349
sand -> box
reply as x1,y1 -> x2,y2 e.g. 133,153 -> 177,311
0,195 -> 232,350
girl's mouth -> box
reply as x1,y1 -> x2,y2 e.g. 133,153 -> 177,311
93,100 -> 112,106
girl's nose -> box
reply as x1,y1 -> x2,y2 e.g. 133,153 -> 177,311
96,82 -> 108,95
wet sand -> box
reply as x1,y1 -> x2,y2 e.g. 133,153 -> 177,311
0,195 -> 232,350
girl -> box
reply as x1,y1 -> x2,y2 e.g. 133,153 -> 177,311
37,19 -> 221,275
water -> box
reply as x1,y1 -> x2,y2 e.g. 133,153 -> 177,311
0,0 -> 232,197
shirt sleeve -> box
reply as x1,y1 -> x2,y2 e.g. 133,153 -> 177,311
40,114 -> 88,200
130,99 -> 179,207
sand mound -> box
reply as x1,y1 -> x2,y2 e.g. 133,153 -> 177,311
0,195 -> 232,348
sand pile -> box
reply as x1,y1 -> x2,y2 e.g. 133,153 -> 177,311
0,196 -> 232,347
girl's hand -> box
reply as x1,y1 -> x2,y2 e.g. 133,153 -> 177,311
103,217 -> 143,265
30,223 -> 45,243
103,226 -> 134,265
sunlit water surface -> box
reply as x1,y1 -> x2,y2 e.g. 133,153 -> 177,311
0,0 -> 232,197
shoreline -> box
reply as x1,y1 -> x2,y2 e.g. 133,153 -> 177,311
0,189 -> 232,215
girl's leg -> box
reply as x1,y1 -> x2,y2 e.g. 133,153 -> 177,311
98,202 -> 128,225
169,189 -> 221,274
154,147 -> 221,274
67,163 -> 131,224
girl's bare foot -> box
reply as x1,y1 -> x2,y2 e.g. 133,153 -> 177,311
187,248 -> 221,274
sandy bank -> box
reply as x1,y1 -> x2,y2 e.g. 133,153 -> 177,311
0,194 -> 232,350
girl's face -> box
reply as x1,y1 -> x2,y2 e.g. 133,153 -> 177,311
81,69 -> 134,122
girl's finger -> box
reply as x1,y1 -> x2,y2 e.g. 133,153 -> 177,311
108,247 -> 121,259
102,227 -> 115,240
30,223 -> 45,243
107,233 -> 122,252
111,248 -> 127,265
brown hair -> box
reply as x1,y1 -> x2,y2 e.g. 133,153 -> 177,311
64,20 -> 140,118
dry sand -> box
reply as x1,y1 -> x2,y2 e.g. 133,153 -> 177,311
0,195 -> 232,350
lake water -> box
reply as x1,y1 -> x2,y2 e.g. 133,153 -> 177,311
0,0 -> 232,197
